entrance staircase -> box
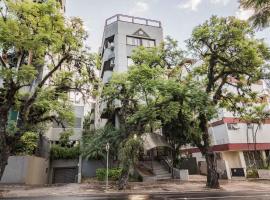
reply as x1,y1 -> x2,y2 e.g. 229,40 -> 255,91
138,160 -> 172,182
152,161 -> 172,180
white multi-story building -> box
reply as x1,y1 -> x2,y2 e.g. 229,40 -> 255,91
94,14 -> 163,129
182,79 -> 270,179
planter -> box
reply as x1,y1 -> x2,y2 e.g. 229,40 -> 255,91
173,168 -> 189,181
258,169 -> 270,179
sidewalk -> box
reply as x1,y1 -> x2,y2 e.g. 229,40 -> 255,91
1,178 -> 270,198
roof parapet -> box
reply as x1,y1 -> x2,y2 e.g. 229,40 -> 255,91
105,14 -> 162,28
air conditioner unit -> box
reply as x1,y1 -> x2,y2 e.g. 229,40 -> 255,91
227,123 -> 240,130
232,123 -> 240,130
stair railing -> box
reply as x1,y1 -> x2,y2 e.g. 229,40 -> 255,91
160,156 -> 173,177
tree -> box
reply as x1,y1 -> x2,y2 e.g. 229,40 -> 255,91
240,0 -> 270,29
240,103 -> 270,168
0,0 -> 96,179
82,124 -> 122,160
187,16 -> 270,188
101,38 -> 197,188
118,136 -> 143,190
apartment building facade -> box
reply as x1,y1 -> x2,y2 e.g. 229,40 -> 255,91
182,79 -> 270,179
94,14 -> 163,129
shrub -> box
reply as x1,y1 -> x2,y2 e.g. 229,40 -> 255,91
96,168 -> 122,181
50,145 -> 80,160
20,132 -> 38,155
246,168 -> 259,178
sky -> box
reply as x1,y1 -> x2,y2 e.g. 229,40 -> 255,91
66,0 -> 270,53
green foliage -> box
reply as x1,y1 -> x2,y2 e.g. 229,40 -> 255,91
0,0 -> 97,157
82,124 -> 122,160
186,15 -> 269,187
20,132 -> 38,155
50,145 -> 80,160
119,136 -> 143,171
59,130 -> 74,147
186,15 -> 270,141
96,168 -> 123,181
246,168 -> 259,178
240,0 -> 270,29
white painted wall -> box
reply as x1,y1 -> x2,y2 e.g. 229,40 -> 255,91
227,123 -> 270,144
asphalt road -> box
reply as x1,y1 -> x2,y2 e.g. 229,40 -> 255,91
2,191 -> 270,200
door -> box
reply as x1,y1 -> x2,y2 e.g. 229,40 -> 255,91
53,167 -> 78,183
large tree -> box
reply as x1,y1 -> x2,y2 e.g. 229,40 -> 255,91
101,38 -> 197,189
240,0 -> 270,29
187,16 -> 270,188
0,0 -> 96,179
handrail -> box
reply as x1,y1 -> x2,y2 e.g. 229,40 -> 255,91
105,14 -> 162,28
160,156 -> 173,175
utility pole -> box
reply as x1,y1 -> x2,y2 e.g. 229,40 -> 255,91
105,142 -> 110,191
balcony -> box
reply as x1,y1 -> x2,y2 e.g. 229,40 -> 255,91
105,14 -> 161,28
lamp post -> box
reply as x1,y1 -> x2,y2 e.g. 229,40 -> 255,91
105,142 -> 110,191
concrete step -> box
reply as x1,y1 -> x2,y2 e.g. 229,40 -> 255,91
154,171 -> 170,176
156,174 -> 171,178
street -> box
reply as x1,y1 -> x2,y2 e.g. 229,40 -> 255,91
2,191 -> 270,200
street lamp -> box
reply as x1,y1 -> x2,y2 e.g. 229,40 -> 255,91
105,142 -> 110,191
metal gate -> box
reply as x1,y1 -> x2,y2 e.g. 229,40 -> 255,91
53,167 -> 78,183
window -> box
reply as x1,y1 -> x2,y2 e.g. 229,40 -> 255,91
127,36 -> 140,46
142,39 -> 155,47
227,123 -> 240,130
127,57 -> 134,67
126,36 -> 155,47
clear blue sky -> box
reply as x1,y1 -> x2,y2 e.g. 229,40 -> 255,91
66,0 -> 270,52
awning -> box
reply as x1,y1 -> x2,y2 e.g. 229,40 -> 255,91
141,132 -> 172,151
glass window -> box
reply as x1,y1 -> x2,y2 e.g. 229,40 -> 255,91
134,38 -> 140,46
127,36 -> 155,47
142,39 -> 149,47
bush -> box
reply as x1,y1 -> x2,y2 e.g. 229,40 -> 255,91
20,132 -> 38,155
50,145 -> 80,160
246,168 -> 259,178
96,168 -> 122,181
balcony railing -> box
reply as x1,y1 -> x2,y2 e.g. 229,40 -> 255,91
105,14 -> 162,28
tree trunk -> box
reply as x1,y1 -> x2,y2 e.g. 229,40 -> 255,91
118,168 -> 129,190
198,113 -> 220,188
205,151 -> 220,188
0,109 -> 10,180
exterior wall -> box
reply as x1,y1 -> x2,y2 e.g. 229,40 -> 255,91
45,105 -> 85,141
81,160 -> 105,178
227,123 -> 270,144
222,151 -> 242,169
96,15 -> 163,128
210,122 -> 270,146
25,156 -> 49,185
115,21 -> 163,73
1,156 -> 49,185
210,124 -> 229,145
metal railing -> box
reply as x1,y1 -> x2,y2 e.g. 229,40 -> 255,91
105,14 -> 162,27
160,156 -> 173,176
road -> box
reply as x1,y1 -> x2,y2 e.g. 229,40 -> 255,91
2,191 -> 270,200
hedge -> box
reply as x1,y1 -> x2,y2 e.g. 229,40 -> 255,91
50,145 -> 80,160
96,168 -> 122,181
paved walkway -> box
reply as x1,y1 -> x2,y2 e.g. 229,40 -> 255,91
1,178 -> 270,198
